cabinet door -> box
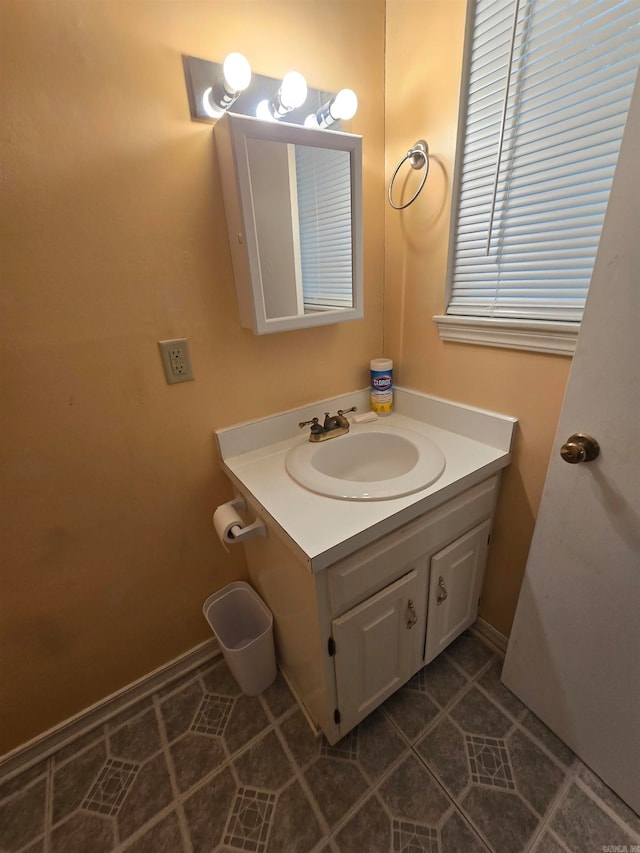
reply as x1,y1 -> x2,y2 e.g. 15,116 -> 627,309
424,520 -> 491,664
332,569 -> 423,734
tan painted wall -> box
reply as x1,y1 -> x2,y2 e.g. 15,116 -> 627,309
384,0 -> 571,637
0,0 -> 385,753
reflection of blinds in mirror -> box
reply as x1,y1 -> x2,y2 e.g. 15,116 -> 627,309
295,146 -> 353,309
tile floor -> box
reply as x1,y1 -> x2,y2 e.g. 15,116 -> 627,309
1,633 -> 639,853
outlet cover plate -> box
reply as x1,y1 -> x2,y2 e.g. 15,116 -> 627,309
158,338 -> 194,384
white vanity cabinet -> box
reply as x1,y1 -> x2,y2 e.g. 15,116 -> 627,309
242,474 -> 499,744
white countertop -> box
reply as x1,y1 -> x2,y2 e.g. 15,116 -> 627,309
216,387 -> 517,572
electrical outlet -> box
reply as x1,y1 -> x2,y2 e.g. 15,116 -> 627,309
158,338 -> 194,384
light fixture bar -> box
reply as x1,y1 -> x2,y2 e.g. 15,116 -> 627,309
182,55 -> 352,129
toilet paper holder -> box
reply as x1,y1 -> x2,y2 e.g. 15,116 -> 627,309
214,495 -> 267,546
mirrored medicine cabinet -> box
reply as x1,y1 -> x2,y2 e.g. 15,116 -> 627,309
214,113 -> 363,334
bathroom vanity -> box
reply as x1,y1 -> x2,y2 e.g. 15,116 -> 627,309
215,387 -> 516,744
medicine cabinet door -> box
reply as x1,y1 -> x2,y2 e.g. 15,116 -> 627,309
214,112 -> 363,335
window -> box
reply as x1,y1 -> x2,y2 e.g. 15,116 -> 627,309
435,0 -> 639,354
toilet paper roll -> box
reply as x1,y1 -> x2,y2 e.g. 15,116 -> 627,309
213,504 -> 244,550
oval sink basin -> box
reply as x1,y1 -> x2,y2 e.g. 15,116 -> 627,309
285,423 -> 446,500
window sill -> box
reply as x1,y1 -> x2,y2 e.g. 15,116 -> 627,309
433,315 -> 578,356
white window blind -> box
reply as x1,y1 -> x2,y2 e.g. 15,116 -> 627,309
295,145 -> 353,309
447,0 -> 639,323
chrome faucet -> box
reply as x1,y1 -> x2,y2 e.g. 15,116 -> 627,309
299,407 -> 357,442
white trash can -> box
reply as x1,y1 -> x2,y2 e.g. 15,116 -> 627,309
203,582 -> 276,696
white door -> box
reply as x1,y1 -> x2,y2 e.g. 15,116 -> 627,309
502,78 -> 640,813
332,569 -> 422,734
424,520 -> 491,664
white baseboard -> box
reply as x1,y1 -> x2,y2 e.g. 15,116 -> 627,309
0,638 -> 220,783
471,617 -> 509,656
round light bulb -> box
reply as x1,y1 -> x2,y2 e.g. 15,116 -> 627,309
256,99 -> 276,121
223,52 -> 251,93
304,114 -> 319,128
280,71 -> 308,110
332,88 -> 358,121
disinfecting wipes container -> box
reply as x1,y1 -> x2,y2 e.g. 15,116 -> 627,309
370,358 -> 393,415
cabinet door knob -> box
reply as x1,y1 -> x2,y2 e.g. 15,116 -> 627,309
406,599 -> 417,629
436,576 -> 448,605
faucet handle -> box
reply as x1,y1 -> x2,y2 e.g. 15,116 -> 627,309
337,406 -> 357,417
299,417 -> 320,429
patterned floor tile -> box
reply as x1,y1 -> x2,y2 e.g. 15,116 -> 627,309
260,671 -> 297,720
50,811 -> 115,853
443,633 -> 495,677
378,753 -> 451,827
222,693 -> 270,755
449,686 -> 512,738
529,830 -> 568,853
334,792 -> 392,852
19,837 -> 46,853
461,784 -> 540,853
159,680 -> 204,743
416,715 -> 470,797
440,811 -> 489,852
265,780 -> 325,853
120,810 -> 186,853
183,766 -> 237,853
0,777 -> 47,851
52,740 -> 107,824
304,755 -> 369,829
222,786 -> 275,852
506,728 -> 566,816
381,682 -> 440,742
478,658 -> 526,719
520,711 -> 575,768
5,646 -> 634,853
466,734 -> 514,790
576,762 -> 640,836
200,658 -> 243,697
108,707 -> 162,764
550,782 -> 638,853
115,752 -> 174,842
279,708 -> 323,769
233,729 -> 295,791
83,757 -> 139,816
0,760 -> 48,803
352,708 -> 408,784
392,818 -> 439,852
409,654 -> 469,709
168,730 -> 227,793
191,693 -> 234,736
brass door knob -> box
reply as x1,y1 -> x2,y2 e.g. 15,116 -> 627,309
560,433 -> 600,464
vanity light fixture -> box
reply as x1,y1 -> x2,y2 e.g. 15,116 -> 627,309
256,71 -> 308,121
183,54 -> 353,128
305,88 -> 358,129
202,52 -> 252,118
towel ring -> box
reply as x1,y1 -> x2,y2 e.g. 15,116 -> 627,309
388,140 -> 430,210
